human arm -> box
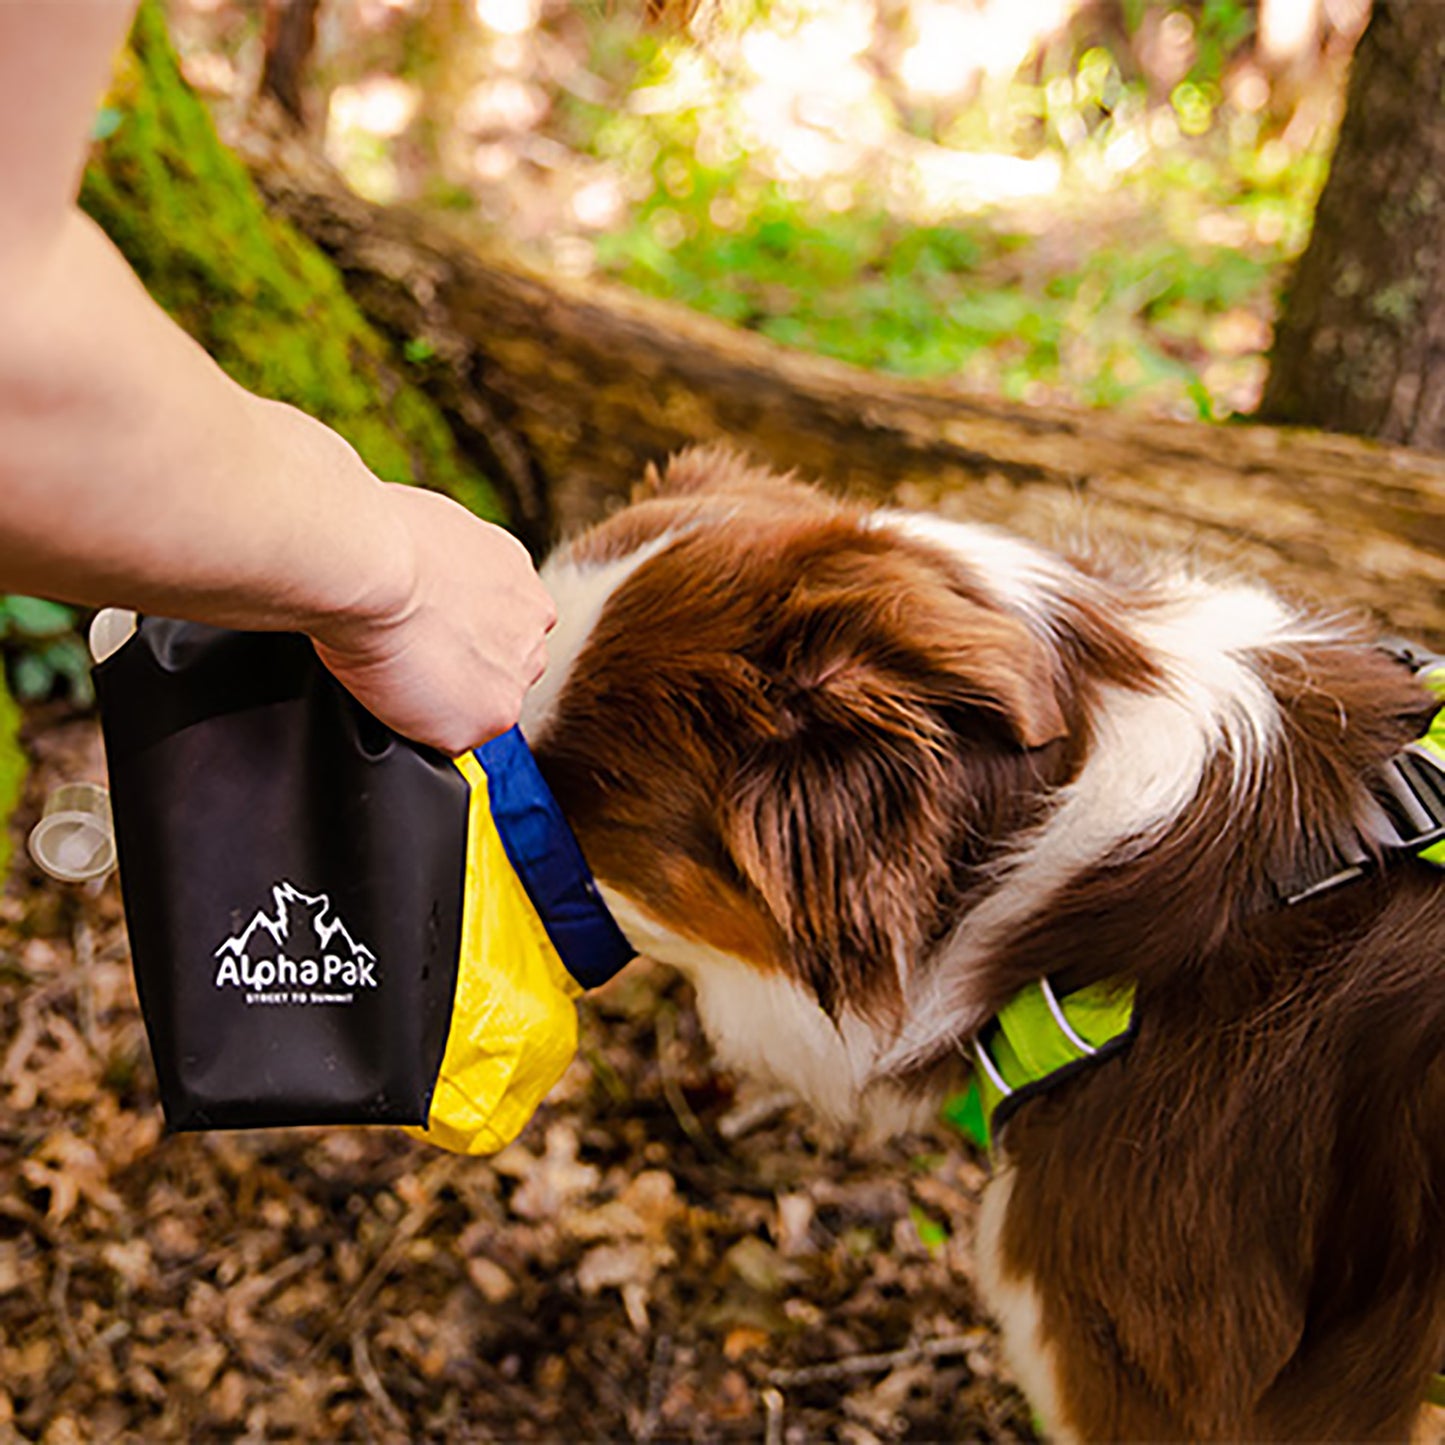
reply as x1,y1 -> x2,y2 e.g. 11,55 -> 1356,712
0,1 -> 554,753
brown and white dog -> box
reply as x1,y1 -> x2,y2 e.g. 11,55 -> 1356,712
522,448 -> 1445,1441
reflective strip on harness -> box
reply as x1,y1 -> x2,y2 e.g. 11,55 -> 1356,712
967,977 -> 1137,1153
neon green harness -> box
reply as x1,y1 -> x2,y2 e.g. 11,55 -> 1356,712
951,651 -> 1445,1405
955,977 -> 1136,1153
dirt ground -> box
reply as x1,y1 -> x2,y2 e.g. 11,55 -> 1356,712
0,706 -> 1035,1443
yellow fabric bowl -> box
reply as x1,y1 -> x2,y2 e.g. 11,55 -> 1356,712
408,751 -> 583,1155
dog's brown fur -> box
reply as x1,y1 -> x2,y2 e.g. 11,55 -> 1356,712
530,450 -> 1445,1439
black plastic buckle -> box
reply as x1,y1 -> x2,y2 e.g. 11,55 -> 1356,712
1283,750 -> 1445,905
1377,636 -> 1445,675
1281,641 -> 1445,906
1374,747 -> 1445,854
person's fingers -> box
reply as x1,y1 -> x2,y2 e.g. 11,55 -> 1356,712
308,487 -> 557,752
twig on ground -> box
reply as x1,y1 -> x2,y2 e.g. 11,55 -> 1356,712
762,1386 -> 785,1445
223,1245 -> 326,1359
632,1331 -> 673,1444
70,907 -> 97,1048
766,1332 -> 987,1388
0,1003 -> 44,1090
656,1007 -> 721,1160
717,1087 -> 796,1142
48,1254 -> 84,1367
0,1195 -> 60,1244
351,1328 -> 409,1435
308,1154 -> 458,1362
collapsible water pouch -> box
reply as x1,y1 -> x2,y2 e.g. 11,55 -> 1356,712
93,617 -> 633,1154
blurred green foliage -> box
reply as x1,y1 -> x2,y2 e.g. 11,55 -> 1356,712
909,1203 -> 950,1255
0,599 -> 92,709
567,6 -> 1333,419
0,598 -> 60,873
168,0 -> 1348,423
0,671 -> 21,880
596,165 -> 1287,414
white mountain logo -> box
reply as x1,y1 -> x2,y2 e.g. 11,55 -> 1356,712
214,881 -> 378,993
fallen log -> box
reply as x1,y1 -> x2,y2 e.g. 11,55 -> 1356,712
249,137 -> 1445,644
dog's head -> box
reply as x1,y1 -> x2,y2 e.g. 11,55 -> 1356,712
526,450 -> 1084,1118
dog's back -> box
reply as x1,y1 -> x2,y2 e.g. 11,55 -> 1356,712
975,638 -> 1445,1438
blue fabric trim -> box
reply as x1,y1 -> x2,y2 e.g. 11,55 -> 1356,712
473,727 -> 635,990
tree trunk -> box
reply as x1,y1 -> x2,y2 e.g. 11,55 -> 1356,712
1259,3 -> 1445,449
79,1 -> 502,524
248,142 -> 1445,647
261,0 -> 323,128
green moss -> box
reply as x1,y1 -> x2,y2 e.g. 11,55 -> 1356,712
0,676 -> 24,880
78,1 -> 500,521
1369,278 -> 1425,327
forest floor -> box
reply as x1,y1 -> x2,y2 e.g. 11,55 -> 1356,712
0,707 -> 1034,1443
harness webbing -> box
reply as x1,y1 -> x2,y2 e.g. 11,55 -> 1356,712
961,646 -> 1445,1155
1281,647 -> 1445,902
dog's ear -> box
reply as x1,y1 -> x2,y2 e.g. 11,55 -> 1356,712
781,543 -> 1069,750
724,725 -> 949,1019
722,561 -> 1066,1017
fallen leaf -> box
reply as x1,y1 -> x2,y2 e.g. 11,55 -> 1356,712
211,1371 -> 248,1425
0,1240 -> 27,1295
568,1169 -> 682,1243
174,1336 -> 228,1394
40,1412 -> 85,1445
466,1256 -> 515,1304
774,1191 -> 815,1256
26,1132 -> 122,1220
100,1239 -> 154,1291
722,1326 -> 770,1360
576,1239 -> 675,1295
497,1124 -> 600,1222
725,1236 -> 794,1295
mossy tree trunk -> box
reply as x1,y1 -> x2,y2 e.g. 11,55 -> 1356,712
78,1 -> 503,525
1259,4 -> 1445,448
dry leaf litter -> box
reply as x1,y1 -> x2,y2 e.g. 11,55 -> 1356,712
1,708 -> 1040,1441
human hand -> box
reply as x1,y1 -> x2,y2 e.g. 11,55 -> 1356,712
311,485 -> 556,755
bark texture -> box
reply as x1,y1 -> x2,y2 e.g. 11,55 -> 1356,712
249,140 -> 1445,646
261,0 -> 323,127
1260,3 -> 1445,449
